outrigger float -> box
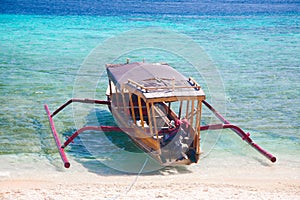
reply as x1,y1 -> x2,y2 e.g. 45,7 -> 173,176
45,62 -> 276,168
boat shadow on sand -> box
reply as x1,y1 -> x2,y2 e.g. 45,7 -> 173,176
61,108 -> 193,175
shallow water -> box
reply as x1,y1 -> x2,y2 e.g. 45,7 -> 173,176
0,1 -> 299,175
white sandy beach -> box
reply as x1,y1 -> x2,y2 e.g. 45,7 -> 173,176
0,171 -> 299,200
1,155 -> 299,200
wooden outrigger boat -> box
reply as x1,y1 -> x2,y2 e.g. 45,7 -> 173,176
45,62 -> 276,168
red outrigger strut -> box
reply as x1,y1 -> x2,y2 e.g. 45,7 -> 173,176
201,100 -> 276,163
44,98 -> 119,168
45,98 -> 276,168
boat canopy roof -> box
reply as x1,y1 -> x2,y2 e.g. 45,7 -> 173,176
106,62 -> 205,101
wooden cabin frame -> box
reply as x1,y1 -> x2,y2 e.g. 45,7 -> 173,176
106,62 -> 206,165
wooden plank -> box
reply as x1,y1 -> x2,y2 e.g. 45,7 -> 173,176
153,104 -> 170,125
146,96 -> 205,103
124,83 -> 205,103
139,137 -> 160,151
110,105 -> 160,152
128,79 -> 202,91
128,79 -> 145,90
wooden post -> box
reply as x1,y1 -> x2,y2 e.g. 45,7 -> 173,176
151,102 -> 158,140
168,102 -> 171,117
190,100 -> 195,128
109,80 -> 112,95
121,88 -> 127,113
146,102 -> 153,136
178,100 -> 183,119
129,93 -> 136,124
115,86 -> 120,109
185,100 -> 190,119
194,100 -> 202,155
137,96 -> 145,128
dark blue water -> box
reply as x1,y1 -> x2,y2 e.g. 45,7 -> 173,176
1,0 -> 299,16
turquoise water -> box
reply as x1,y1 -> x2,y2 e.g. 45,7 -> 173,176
0,2 -> 299,174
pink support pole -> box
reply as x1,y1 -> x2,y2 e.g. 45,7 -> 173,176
202,101 -> 276,163
62,126 -> 130,148
51,98 -> 110,117
45,104 -> 70,168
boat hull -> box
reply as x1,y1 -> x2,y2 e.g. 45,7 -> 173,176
107,94 -> 197,166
